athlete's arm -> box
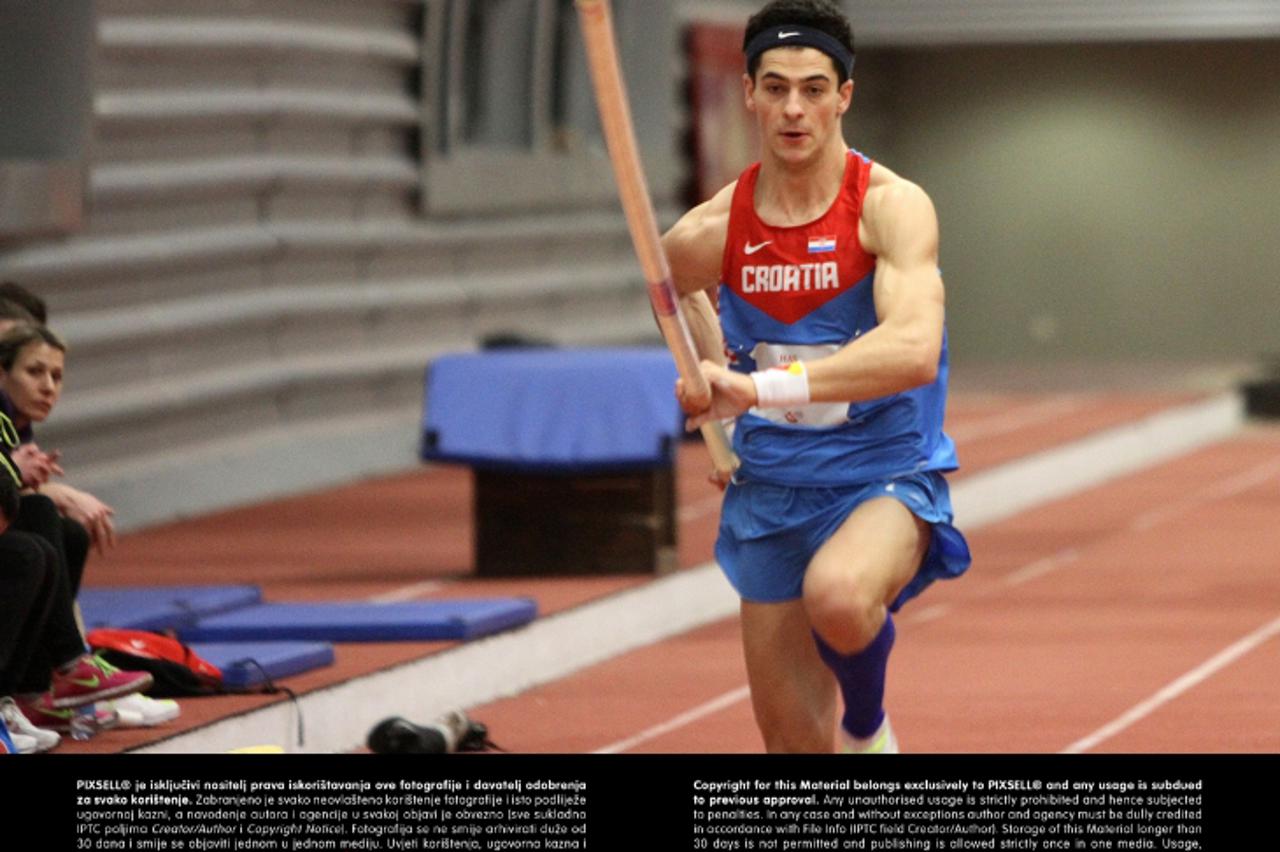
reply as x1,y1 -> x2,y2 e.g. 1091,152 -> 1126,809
662,184 -> 734,414
807,170 -> 945,400
662,181 -> 735,300
685,170 -> 946,425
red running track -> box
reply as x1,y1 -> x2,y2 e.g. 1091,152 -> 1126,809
470,425 -> 1280,753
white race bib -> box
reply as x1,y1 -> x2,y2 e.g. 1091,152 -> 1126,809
749,343 -> 851,427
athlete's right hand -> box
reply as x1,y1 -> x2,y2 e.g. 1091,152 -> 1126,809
679,360 -> 758,431
675,371 -> 711,419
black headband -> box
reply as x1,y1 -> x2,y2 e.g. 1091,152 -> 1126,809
744,24 -> 855,79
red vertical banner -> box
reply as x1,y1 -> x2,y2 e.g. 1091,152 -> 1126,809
686,21 -> 760,204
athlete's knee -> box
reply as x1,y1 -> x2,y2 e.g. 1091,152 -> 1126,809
802,566 -> 883,655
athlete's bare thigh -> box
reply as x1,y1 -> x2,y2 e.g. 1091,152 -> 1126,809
802,497 -> 930,653
737,497 -> 930,751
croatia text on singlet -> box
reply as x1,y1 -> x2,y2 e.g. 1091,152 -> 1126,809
717,149 -> 958,488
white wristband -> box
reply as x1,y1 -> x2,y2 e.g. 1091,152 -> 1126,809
751,362 -> 811,409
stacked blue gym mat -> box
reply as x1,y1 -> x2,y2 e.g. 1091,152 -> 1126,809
79,586 -> 537,688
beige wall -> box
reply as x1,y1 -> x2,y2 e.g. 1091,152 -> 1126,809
847,41 -> 1280,362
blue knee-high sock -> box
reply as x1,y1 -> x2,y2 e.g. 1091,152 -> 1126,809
813,614 -> 896,739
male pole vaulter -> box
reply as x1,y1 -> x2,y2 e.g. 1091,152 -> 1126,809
665,0 -> 971,753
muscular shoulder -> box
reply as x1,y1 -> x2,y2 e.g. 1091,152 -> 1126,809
662,180 -> 736,296
859,163 -> 938,261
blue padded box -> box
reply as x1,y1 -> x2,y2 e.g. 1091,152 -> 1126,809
422,348 -> 683,471
79,585 -> 263,632
190,642 -> 335,689
421,348 -> 682,575
179,598 -> 538,643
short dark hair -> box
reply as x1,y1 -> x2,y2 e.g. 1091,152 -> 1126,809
744,0 -> 855,84
0,281 -> 47,325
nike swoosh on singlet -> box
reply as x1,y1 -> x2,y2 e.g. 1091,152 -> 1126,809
744,241 -> 772,255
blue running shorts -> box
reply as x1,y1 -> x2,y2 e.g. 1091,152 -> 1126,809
714,470 -> 971,607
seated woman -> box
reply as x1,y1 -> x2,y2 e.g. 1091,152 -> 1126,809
0,323 -> 176,728
1,412 -> 151,740
0,323 -> 110,559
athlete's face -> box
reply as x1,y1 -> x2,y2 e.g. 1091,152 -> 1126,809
745,47 -> 852,167
0,341 -> 63,427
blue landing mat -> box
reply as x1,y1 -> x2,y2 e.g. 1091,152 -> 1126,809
190,642 -> 336,689
423,348 -> 682,471
79,585 -> 263,632
178,599 -> 539,643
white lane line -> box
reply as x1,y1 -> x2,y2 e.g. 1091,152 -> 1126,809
903,603 -> 952,625
368,580 -> 446,603
1060,614 -> 1280,754
1129,452 -> 1280,532
1002,549 -> 1081,588
592,686 -> 752,754
1204,452 -> 1280,500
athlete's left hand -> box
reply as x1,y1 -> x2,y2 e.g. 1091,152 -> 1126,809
680,360 -> 757,431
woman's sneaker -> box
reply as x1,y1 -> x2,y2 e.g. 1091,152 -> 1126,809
108,693 -> 180,727
15,693 -> 119,734
1,697 -> 60,753
49,653 -> 153,708
0,717 -> 24,754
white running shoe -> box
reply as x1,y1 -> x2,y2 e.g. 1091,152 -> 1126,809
840,714 -> 899,754
1,696 -> 61,753
3,727 -> 38,754
108,693 -> 181,727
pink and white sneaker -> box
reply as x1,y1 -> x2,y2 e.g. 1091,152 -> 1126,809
48,654 -> 153,708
